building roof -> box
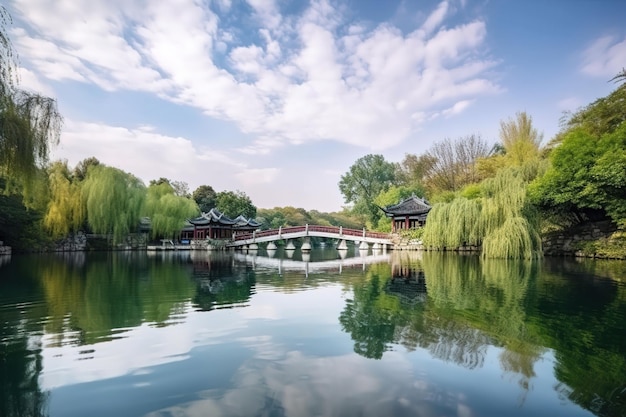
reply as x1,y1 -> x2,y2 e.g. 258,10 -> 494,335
188,208 -> 237,226
233,215 -> 261,229
382,195 -> 431,217
185,209 -> 261,230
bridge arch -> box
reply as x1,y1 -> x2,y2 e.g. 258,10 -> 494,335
227,224 -> 392,249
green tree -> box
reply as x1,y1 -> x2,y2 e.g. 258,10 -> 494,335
215,190 -> 256,219
72,156 -> 100,182
421,135 -> 490,194
0,185 -> 48,251
338,154 -> 397,228
529,123 -> 626,226
43,160 -> 85,239
559,83 -> 626,139
81,165 -> 146,243
397,153 -> 436,189
192,184 -> 217,212
143,181 -> 199,239
499,112 -> 543,167
0,7 -> 62,191
423,168 -> 542,259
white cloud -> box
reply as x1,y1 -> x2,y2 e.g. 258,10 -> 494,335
12,0 -> 500,153
581,34 -> 626,78
442,99 -> 473,117
52,119 -> 260,193
421,1 -> 449,36
235,167 -> 280,186
17,66 -> 54,95
245,0 -> 281,30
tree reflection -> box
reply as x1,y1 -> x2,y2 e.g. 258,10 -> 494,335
0,258 -> 49,417
339,263 -> 403,359
340,252 -> 626,415
39,252 -> 195,345
340,252 -> 542,399
190,251 -> 256,311
533,259 -> 626,416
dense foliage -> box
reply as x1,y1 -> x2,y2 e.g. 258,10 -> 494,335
338,154 -> 397,228
530,87 -> 626,228
143,182 -> 199,239
215,190 -> 256,219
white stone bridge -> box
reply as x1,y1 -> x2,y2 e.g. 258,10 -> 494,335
227,225 -> 392,250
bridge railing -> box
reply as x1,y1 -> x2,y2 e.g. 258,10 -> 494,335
233,225 -> 389,242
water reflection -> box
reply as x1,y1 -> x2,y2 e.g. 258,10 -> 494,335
1,251 -> 625,417
233,248 -> 391,277
190,251 -> 256,311
0,260 -> 48,417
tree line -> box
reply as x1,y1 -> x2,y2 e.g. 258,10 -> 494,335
338,72 -> 626,258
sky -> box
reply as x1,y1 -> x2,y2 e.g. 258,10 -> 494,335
5,0 -> 626,212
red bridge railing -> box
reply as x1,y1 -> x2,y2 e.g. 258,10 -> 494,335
233,225 -> 390,241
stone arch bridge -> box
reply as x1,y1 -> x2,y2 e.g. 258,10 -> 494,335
227,225 -> 392,250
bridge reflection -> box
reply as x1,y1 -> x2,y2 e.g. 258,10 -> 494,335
233,249 -> 392,277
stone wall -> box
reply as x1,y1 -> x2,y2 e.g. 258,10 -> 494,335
52,232 -> 88,251
542,220 -> 619,258
52,232 -> 148,251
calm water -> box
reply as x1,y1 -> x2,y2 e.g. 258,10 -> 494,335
1,248 -> 625,417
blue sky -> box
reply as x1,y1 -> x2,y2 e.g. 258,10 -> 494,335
6,0 -> 626,212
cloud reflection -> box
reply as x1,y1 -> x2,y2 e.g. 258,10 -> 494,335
145,341 -> 474,417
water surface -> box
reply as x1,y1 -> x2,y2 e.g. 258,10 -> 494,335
1,248 -> 625,417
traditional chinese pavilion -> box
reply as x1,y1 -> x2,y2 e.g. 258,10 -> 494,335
180,208 -> 260,241
382,195 -> 431,232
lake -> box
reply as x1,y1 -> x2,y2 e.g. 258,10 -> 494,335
0,248 -> 625,417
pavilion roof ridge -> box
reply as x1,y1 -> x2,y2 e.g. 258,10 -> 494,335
382,195 -> 432,216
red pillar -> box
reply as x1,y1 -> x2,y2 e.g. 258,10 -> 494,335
405,216 -> 409,230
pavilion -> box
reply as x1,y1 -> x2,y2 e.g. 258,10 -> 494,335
180,208 -> 260,241
382,195 -> 432,232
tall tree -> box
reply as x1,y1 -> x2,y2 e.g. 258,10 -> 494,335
192,184 -> 217,212
397,153 -> 436,189
423,135 -> 490,193
143,182 -> 199,239
499,112 -> 543,167
72,156 -> 100,182
149,177 -> 190,198
215,190 -> 256,219
81,165 -> 146,243
0,7 -> 62,189
43,161 -> 85,239
338,154 -> 397,228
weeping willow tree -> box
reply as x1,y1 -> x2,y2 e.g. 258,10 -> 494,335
143,182 -> 199,239
422,197 -> 482,248
0,7 -> 62,195
423,168 -> 542,259
81,165 -> 146,243
43,161 -> 85,238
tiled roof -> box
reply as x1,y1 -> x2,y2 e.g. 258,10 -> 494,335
187,209 -> 261,229
188,208 -> 237,226
233,215 -> 261,228
383,195 -> 431,216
